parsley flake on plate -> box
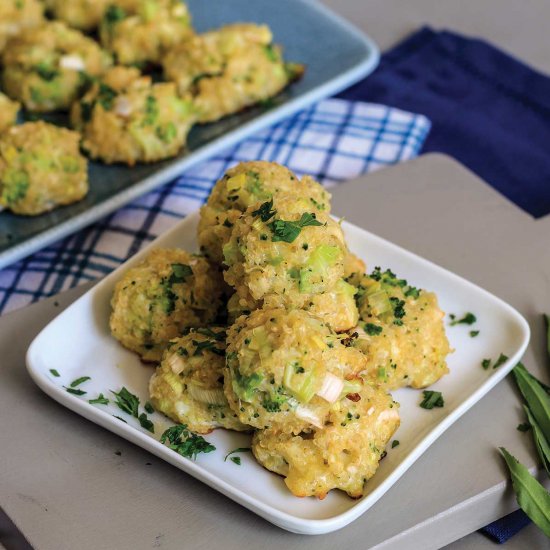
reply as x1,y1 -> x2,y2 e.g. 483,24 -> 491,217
449,312 -> 477,326
111,386 -> 140,417
89,393 -> 109,405
64,387 -> 86,396
138,413 -> 155,433
493,353 -> 509,369
224,447 -> 251,462
419,390 -> 444,410
160,424 -> 215,460
70,376 -> 91,388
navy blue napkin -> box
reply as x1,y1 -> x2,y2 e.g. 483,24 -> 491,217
479,508 -> 532,544
339,26 -> 550,218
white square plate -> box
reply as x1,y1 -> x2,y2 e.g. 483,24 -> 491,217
26,211 -> 530,535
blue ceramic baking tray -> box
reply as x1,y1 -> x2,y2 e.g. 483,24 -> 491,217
0,0 -> 379,269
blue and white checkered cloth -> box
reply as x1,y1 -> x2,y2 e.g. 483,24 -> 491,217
0,99 -> 430,315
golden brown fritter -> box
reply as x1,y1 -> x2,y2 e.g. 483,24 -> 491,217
110,249 -> 224,361
163,23 -> 302,123
224,307 -> 369,433
99,0 -> 193,66
149,327 -> 249,433
2,21 -> 111,112
351,268 -> 452,389
0,121 -> 88,215
252,382 -> 399,499
71,66 -> 196,165
198,161 -> 330,264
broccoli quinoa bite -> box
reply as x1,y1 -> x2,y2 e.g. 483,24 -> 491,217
351,267 -> 452,390
149,328 -> 249,434
162,23 -> 303,123
0,93 -> 20,134
223,307 -> 369,434
44,0 -> 110,32
343,250 -> 367,283
0,0 -> 44,54
305,278 -> 359,333
99,0 -> 193,66
223,195 -> 346,310
71,66 -> 196,165
2,21 -> 112,112
109,249 -> 224,362
252,382 -> 399,499
0,122 -> 88,216
198,160 -> 330,263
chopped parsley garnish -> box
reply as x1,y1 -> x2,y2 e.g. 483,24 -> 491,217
263,44 -> 279,62
97,82 -> 117,111
469,330 -> 480,338
89,393 -> 109,405
252,199 -> 276,222
224,447 -> 251,462
156,122 -> 177,143
230,457 -> 241,465
192,339 -> 224,357
104,4 -> 126,27
493,353 -> 509,369
138,413 -> 155,433
195,327 -> 226,341
80,100 -> 94,123
143,95 -> 159,125
517,423 -> 531,433
113,415 -> 127,423
70,376 -> 91,388
159,264 -> 193,314
419,390 -> 444,409
35,62 -> 59,81
170,263 -> 193,284
363,323 -> 383,336
64,387 -> 86,396
449,312 -> 477,326
160,424 -> 216,460
269,212 -> 323,243
391,440 -> 400,448
111,386 -> 140,417
50,369 -> 60,377
481,358 -> 492,370
144,401 -> 154,414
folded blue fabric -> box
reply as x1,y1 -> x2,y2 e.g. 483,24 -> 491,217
479,508 -> 532,544
339,26 -> 550,218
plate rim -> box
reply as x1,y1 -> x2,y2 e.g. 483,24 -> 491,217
25,210 -> 530,535
0,0 -> 379,270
